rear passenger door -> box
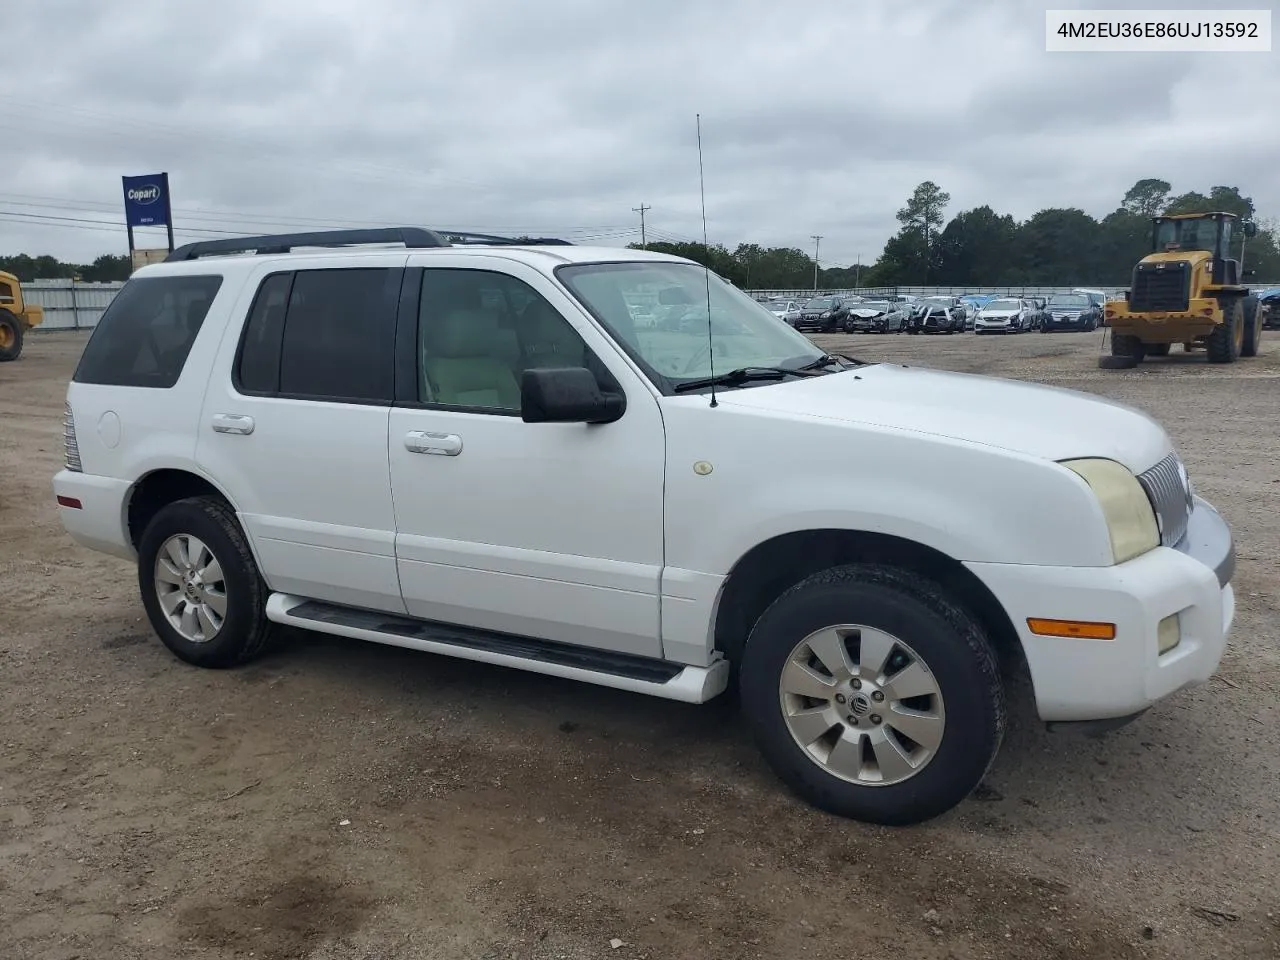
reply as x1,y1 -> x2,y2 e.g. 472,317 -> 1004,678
386,255 -> 667,659
196,257 -> 408,614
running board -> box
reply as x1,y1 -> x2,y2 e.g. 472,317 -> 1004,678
265,594 -> 729,704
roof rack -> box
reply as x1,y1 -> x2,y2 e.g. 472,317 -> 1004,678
165,227 -> 451,262
436,230 -> 575,246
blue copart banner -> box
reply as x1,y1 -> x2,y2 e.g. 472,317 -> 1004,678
122,173 -> 171,227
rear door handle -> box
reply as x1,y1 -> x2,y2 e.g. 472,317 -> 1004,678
405,431 -> 462,456
211,413 -> 255,436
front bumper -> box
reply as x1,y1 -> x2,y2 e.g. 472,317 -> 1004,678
966,496 -> 1234,723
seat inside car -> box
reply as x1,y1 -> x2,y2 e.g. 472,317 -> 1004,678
422,305 -> 521,409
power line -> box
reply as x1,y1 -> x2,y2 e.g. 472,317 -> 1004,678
632,203 -> 651,247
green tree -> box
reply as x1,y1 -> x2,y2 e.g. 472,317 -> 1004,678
1014,208 -> 1103,285
1121,178 -> 1172,217
933,205 -> 1021,285
895,181 -> 950,282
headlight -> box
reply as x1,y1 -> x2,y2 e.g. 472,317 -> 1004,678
1061,458 -> 1160,564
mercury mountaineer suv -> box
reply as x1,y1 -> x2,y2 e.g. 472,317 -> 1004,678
53,227 -> 1236,826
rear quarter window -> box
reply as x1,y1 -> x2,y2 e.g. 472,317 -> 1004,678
74,274 -> 224,388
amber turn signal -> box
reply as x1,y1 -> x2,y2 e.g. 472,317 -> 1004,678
1026,618 -> 1117,640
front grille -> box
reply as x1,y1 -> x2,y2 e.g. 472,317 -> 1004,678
1129,261 -> 1190,312
1137,453 -> 1190,547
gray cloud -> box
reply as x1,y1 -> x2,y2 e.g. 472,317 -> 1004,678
2,0 -> 1276,268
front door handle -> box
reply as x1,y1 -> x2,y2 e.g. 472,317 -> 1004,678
211,413 -> 255,435
405,431 -> 462,456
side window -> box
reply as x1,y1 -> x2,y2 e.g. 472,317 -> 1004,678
73,274 -> 223,388
234,272 -> 292,393
417,268 -> 605,411
276,268 -> 399,403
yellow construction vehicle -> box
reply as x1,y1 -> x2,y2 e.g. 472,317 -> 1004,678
1101,212 -> 1261,367
0,270 -> 44,361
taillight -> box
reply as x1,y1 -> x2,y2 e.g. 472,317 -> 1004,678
64,402 -> 82,472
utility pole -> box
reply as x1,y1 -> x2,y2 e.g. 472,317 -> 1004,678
633,204 -> 651,247
811,235 -> 822,290
855,254 -> 862,289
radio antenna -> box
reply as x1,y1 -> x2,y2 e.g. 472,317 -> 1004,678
696,113 -> 717,408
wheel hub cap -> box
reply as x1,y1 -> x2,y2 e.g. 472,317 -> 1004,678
777,624 -> 946,788
154,533 -> 227,644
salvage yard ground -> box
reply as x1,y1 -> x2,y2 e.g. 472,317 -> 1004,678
2,330 -> 1279,960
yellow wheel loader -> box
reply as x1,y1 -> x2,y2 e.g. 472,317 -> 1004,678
1100,212 -> 1261,367
0,270 -> 44,361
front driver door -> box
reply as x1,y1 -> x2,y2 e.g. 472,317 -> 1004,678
386,256 -> 667,658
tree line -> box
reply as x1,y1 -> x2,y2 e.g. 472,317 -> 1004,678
0,253 -> 132,283
4,178 -> 1278,288
632,178 -> 1280,289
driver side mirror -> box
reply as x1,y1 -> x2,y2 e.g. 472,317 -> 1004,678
521,367 -> 625,424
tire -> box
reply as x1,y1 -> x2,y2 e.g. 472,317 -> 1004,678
0,309 -> 25,362
1146,343 -> 1171,356
1241,295 -> 1261,358
137,495 -> 275,668
739,563 -> 1005,826
1110,332 -> 1146,362
1098,355 -> 1139,369
1206,297 -> 1242,364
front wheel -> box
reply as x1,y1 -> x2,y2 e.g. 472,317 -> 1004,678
137,496 -> 276,668
739,564 -> 1005,826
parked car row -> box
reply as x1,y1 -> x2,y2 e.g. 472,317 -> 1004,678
762,289 -> 1110,337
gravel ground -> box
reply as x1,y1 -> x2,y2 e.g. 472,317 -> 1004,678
2,329 -> 1278,960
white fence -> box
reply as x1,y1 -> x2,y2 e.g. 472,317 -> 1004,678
24,279 -> 125,331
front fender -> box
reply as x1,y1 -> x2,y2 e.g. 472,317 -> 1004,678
660,401 -> 1114,578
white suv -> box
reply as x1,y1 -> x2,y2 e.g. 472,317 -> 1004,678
53,228 -> 1235,826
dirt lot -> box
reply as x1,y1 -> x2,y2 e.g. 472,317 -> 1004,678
3,329 -> 1279,960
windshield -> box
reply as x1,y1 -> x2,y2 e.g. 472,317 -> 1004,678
556,261 -> 826,390
984,299 -> 1021,311
1048,295 -> 1088,308
804,297 -> 833,308
1154,217 -> 1218,253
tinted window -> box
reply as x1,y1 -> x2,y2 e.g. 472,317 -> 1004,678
277,268 -> 399,403
74,274 -> 223,387
417,268 -> 600,411
235,273 -> 292,393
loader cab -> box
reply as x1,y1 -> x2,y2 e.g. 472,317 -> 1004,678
1150,213 -> 1257,286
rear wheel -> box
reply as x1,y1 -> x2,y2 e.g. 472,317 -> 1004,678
1206,298 -> 1243,363
137,496 -> 276,668
0,309 -> 24,362
1241,295 -> 1261,358
739,564 -> 1005,826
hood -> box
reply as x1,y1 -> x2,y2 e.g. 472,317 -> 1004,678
711,363 -> 1171,471
979,310 -> 1018,318
848,308 -> 885,318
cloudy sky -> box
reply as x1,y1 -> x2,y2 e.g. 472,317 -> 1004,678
2,0 -> 1276,268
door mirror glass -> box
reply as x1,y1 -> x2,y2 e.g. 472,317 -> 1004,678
521,366 -> 625,424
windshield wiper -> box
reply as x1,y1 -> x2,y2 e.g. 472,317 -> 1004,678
791,352 -> 868,371
672,366 -> 819,393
